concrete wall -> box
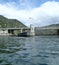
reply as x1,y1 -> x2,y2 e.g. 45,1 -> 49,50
35,28 -> 57,35
0,30 -> 9,35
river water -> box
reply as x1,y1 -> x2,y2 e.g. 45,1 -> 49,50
0,36 -> 59,65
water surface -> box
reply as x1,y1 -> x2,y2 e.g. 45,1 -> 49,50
0,36 -> 59,65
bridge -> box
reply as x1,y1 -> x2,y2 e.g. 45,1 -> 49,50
0,27 -> 29,33
0,25 -> 35,36
0,27 -> 29,30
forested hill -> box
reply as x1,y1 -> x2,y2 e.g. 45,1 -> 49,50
41,24 -> 59,28
0,15 -> 26,28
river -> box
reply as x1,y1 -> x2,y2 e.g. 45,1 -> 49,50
0,36 -> 59,65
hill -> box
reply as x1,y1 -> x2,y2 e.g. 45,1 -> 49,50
0,15 -> 26,28
36,24 -> 59,29
44,24 -> 59,28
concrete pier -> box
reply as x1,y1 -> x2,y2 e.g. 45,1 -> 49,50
30,24 -> 35,36
20,28 -> 23,33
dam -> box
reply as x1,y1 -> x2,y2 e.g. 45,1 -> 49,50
35,24 -> 59,35
0,24 -> 35,36
0,15 -> 59,36
0,23 -> 59,36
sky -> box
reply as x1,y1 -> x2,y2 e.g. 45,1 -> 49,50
0,0 -> 59,27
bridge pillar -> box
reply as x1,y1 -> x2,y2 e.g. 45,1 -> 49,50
20,28 -> 23,33
30,24 -> 35,36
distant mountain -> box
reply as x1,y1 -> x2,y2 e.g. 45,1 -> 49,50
46,24 -> 59,27
36,24 -> 59,29
43,24 -> 59,28
0,15 -> 26,28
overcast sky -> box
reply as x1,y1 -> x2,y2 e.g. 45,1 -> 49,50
0,0 -> 59,27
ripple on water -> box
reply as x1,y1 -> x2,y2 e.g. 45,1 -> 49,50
0,36 -> 59,65
39,64 -> 48,65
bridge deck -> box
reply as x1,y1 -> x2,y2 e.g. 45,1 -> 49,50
0,28 -> 29,30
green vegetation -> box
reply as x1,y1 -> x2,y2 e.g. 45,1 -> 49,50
0,15 -> 26,28
43,24 -> 59,28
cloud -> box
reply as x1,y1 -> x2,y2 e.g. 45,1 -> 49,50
29,1 -> 59,26
0,1 -> 59,27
